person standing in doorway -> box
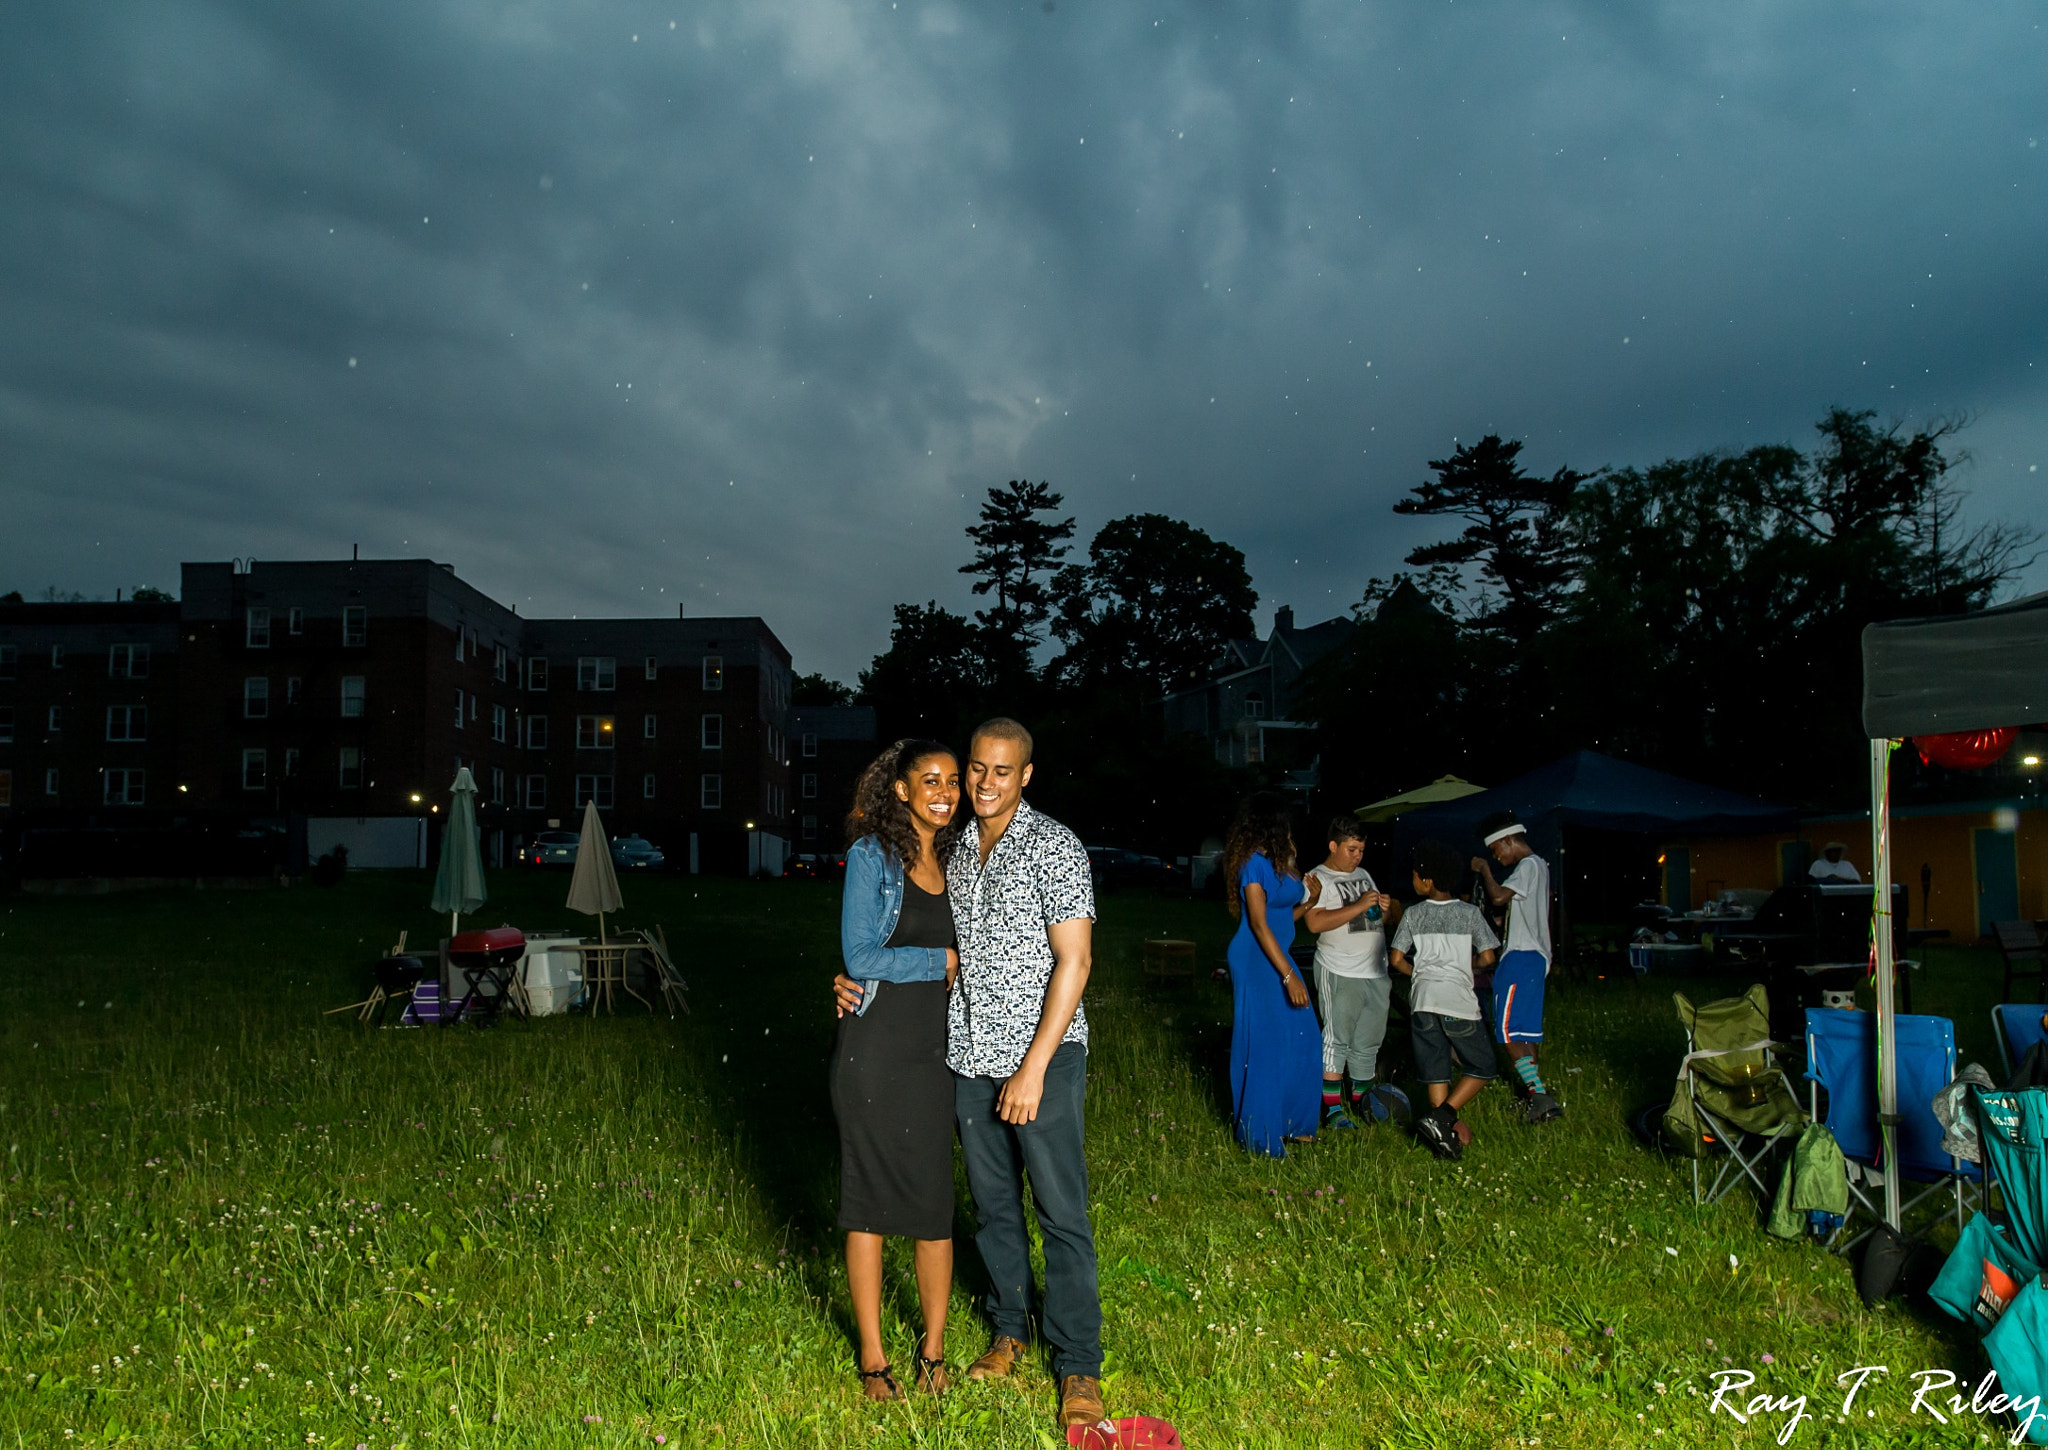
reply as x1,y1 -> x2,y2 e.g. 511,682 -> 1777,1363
1470,811 -> 1565,1124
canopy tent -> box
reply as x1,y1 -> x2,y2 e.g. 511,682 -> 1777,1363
1860,589 -> 2048,1232
1354,774 -> 1486,823
1396,750 -> 1793,861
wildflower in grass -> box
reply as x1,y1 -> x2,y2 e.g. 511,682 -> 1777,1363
1760,1353 -> 1775,1364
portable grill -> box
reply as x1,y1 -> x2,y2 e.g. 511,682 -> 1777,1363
447,926 -> 527,1023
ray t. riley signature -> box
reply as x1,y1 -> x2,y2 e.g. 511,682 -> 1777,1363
1708,1365 -> 2044,1444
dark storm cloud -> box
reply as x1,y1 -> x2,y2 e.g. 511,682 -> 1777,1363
2,1 -> 2042,675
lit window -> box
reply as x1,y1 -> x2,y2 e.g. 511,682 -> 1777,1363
700,773 -> 722,810
341,677 -> 365,718
702,654 -> 724,692
342,606 -> 366,647
246,609 -> 271,648
577,657 -> 617,691
106,705 -> 148,742
701,714 -> 723,750
575,715 -> 616,749
242,748 -> 268,791
244,677 -> 270,719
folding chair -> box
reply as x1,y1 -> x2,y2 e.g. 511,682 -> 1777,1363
1994,921 -> 2047,1004
1995,1003 -> 2048,1081
1672,985 -> 1806,1206
1804,1008 -> 1982,1252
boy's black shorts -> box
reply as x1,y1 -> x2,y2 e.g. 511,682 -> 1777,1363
1412,1010 -> 1497,1084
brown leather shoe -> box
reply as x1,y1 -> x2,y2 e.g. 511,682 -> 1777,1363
1059,1374 -> 1105,1428
964,1335 -> 1026,1381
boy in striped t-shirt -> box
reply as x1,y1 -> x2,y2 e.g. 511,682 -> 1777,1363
1389,840 -> 1498,1160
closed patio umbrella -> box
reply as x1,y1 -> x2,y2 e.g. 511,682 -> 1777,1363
566,797 -> 624,942
429,766 -> 487,937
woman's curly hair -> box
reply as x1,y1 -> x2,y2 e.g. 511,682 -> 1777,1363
1223,791 -> 1298,919
844,738 -> 962,867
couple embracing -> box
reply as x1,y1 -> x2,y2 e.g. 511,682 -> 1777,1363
828,718 -> 1106,1429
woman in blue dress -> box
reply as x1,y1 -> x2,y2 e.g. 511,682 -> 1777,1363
1223,793 -> 1322,1156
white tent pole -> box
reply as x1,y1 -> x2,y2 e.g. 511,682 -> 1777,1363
1870,737 -> 1902,1231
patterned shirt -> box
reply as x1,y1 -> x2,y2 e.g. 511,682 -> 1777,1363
1390,897 -> 1498,1021
945,800 -> 1097,1078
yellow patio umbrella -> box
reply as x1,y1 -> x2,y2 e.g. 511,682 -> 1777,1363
1354,774 -> 1486,823
565,798 -> 624,942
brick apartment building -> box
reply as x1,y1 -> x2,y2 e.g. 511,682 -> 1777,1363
0,559 -> 794,876
790,704 -> 879,851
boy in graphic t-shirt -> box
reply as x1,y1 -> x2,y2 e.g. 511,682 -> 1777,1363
1304,815 -> 1405,1131
1389,840 -> 1498,1160
1470,810 -> 1564,1124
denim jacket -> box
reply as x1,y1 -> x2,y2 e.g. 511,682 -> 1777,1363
842,834 -> 950,1016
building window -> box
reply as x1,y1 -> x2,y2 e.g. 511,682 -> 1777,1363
340,676 -> 365,718
526,715 -> 549,750
0,707 -> 12,745
246,608 -> 271,648
284,748 -> 300,779
0,645 -> 15,680
644,656 -> 658,681
642,772 -> 657,800
701,714 -> 723,750
702,654 -> 724,692
288,607 -> 304,635
47,706 -> 62,732
287,676 -> 303,707
801,814 -> 818,842
244,677 -> 270,719
454,689 -> 466,728
106,705 -> 147,742
574,774 -> 615,810
524,774 -> 547,809
492,704 -> 508,743
802,732 -> 817,758
495,645 -> 509,683
0,771 -> 10,807
527,657 -> 549,691
491,766 -> 505,805
1244,692 -> 1266,720
108,643 -> 151,678
577,657 -> 616,691
338,747 -> 363,789
45,767 -> 60,797
700,773 -> 722,810
103,768 -> 146,806
643,714 -> 658,740
342,606 -> 367,647
51,644 -> 65,670
801,773 -> 818,799
576,715 -> 616,749
242,748 -> 268,791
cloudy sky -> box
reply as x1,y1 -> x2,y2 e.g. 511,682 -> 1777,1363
4,1 -> 2043,680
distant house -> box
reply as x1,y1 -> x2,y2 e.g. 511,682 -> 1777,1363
1161,605 -> 1351,772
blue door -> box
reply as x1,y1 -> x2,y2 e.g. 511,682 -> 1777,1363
1664,847 -> 1691,912
1974,828 -> 2020,938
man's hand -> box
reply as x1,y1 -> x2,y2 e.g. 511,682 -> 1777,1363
832,972 -> 863,1018
1281,968 -> 1310,1009
997,1060 -> 1047,1124
1470,856 -> 1493,880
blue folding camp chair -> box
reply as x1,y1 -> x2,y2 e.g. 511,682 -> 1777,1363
1804,1008 -> 1981,1252
1995,1003 -> 2048,1081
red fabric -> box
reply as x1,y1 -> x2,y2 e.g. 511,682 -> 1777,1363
1068,1418 -> 1184,1449
449,926 -> 526,954
1912,727 -> 2017,771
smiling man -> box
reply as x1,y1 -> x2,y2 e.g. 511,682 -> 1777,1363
945,717 -> 1104,1429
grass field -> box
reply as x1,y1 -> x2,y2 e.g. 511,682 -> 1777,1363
0,871 -> 2029,1447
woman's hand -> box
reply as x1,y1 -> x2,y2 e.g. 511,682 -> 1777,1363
945,947 -> 959,990
1281,968 -> 1310,1009
832,973 -> 863,1018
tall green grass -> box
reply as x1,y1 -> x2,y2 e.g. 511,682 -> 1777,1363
0,874 -> 2021,1446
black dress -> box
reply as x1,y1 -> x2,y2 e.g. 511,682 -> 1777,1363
831,877 -> 957,1239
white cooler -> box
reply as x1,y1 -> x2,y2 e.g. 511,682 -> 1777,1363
519,937 -> 587,1015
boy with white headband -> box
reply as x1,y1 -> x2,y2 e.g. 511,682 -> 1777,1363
1470,811 -> 1564,1124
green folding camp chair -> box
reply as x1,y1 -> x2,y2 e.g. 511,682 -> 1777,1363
1666,984 -> 1806,1206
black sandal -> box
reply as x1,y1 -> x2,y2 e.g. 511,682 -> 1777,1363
858,1363 -> 904,1402
914,1350 -> 949,1395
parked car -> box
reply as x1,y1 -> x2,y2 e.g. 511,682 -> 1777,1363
610,835 -> 666,871
523,830 -> 580,868
1087,846 -> 1176,892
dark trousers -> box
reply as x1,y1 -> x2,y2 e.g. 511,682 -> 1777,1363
954,1041 -> 1103,1380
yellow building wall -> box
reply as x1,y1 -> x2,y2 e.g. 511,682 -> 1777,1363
1667,806 -> 2047,941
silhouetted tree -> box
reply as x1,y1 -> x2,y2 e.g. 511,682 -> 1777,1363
856,601 -> 988,742
959,480 -> 1076,682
